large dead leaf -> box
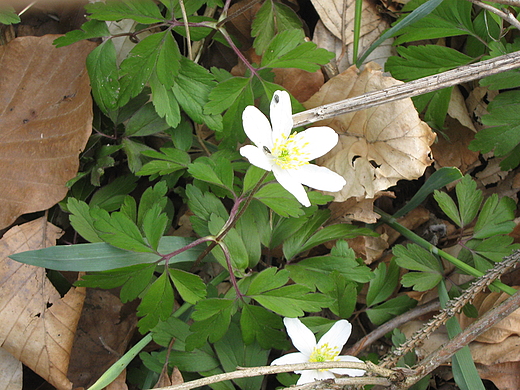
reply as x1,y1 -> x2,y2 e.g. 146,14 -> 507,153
0,35 -> 95,229
310,0 -> 394,71
0,217 -> 86,390
304,62 -> 436,201
0,348 -> 22,390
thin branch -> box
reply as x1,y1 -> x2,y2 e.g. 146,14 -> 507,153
476,0 -> 520,5
291,50 -> 520,128
154,361 -> 393,390
467,0 -> 520,31
392,288 -> 520,389
178,0 -> 193,61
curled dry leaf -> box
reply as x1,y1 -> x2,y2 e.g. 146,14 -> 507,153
0,35 -> 95,229
303,62 -> 436,201
0,217 -> 86,390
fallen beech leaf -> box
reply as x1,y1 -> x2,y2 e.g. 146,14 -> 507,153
477,361 -> 520,390
0,217 -> 85,390
304,63 -> 435,201
448,86 -> 476,132
0,348 -> 22,390
0,35 -> 95,229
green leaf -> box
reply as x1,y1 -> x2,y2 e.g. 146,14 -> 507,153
137,271 -> 175,332
261,29 -> 334,72
247,268 -> 289,295
169,268 -> 206,304
473,195 -> 516,239
366,260 -> 399,307
54,20 -> 109,47
187,299 -> 234,349
186,184 -> 229,222
240,305 -> 287,349
122,138 -> 155,173
208,215 -> 249,271
76,263 -> 156,303
456,175 -> 483,228
235,200 -> 267,268
86,40 -> 120,114
386,45 -> 473,82
137,181 -> 168,227
392,0 -> 476,45
150,73 -> 181,127
172,58 -> 222,131
188,155 -> 234,192
205,77 -> 251,115
467,236 -> 519,266
85,0 -> 165,23
251,0 -> 302,55
119,31 -> 181,106
394,167 -> 462,218
67,198 -> 103,243
366,295 -> 417,325
90,174 -> 138,211
251,285 -> 332,317
124,102 -> 171,136
254,183 -> 304,218
0,6 -> 20,24
218,82 -> 255,148
94,210 -> 153,253
393,244 -> 443,291
137,147 -> 190,176
9,236 -> 205,271
214,323 -> 269,390
434,190 -> 461,227
323,272 -> 357,318
142,204 -> 168,251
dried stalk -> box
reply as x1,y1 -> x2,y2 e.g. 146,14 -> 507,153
392,288 -> 520,389
381,250 -> 520,368
291,51 -> 520,128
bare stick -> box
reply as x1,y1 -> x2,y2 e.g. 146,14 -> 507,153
291,50 -> 520,127
392,288 -> 520,389
153,361 -> 392,390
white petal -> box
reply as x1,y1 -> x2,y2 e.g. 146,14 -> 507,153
242,106 -> 274,149
240,145 -> 273,172
297,370 -> 335,385
294,127 -> 339,161
273,167 -> 311,207
291,164 -> 347,192
283,318 -> 316,356
270,90 -> 293,141
271,352 -> 307,366
330,355 -> 365,377
317,320 -> 351,352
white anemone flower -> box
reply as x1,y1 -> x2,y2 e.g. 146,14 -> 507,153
271,318 -> 365,385
240,90 -> 346,207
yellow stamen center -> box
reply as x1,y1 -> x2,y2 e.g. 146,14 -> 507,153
270,132 -> 310,170
309,343 -> 340,369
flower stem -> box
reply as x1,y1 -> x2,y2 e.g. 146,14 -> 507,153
375,208 -> 516,296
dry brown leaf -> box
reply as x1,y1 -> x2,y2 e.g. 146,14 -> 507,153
67,289 -> 137,389
0,35 -> 95,229
329,191 -> 394,224
0,347 -> 22,390
447,86 -> 476,132
0,217 -> 85,390
304,63 -> 435,201
477,362 -> 520,390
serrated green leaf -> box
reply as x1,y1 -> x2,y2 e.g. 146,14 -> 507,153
9,236 -> 205,271
456,175 -> 483,228
214,323 -> 269,390
251,285 -> 331,317
467,236 -> 519,266
366,260 -> 399,307
85,0 -> 165,23
89,174 -> 138,211
366,295 -> 417,325
137,181 -> 168,227
401,270 -> 443,291
393,244 -> 443,291
142,204 -> 168,251
251,0 -> 302,55
235,201 -> 268,267
186,184 -> 229,222
124,102 -> 171,136
247,268 -> 289,295
122,138 -> 155,173
187,299 -> 234,349
205,77 -> 251,115
208,214 -> 249,271
240,304 -> 287,349
120,264 -> 156,302
86,40 -> 120,114
150,72 -> 181,128
386,45 -> 473,82
434,190 -> 461,227
120,195 -> 137,223
169,268 -> 206,304
68,198 -> 103,243
119,31 -> 180,106
254,183 -> 304,218
54,20 -> 109,47
188,155 -> 234,192
137,271 -> 175,332
323,272 -> 357,318
137,147 -> 190,176
470,91 -> 520,158
172,58 -> 222,131
0,6 -> 20,25
94,211 -> 154,253
473,194 -> 516,239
